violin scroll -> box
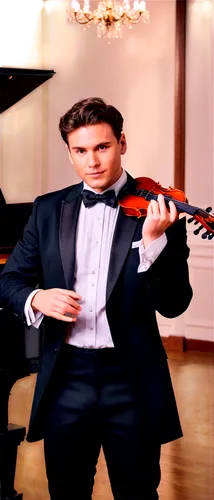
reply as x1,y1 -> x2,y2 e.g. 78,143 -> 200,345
187,207 -> 214,240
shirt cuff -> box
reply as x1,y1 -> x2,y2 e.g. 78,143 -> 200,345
24,289 -> 44,328
138,233 -> 167,272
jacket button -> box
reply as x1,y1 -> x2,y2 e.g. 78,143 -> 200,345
54,348 -> 58,352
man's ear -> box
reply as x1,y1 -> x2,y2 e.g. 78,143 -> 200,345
119,133 -> 127,155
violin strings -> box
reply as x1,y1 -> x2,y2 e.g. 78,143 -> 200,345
197,208 -> 214,219
137,190 -> 198,216
134,189 -> 214,232
136,189 -> 214,225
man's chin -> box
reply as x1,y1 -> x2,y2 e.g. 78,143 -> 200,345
86,178 -> 109,192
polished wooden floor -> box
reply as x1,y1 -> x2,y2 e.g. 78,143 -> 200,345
8,351 -> 214,500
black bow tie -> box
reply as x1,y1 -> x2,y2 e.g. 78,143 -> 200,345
82,189 -> 117,208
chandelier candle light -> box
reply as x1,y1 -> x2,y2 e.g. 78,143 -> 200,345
66,0 -> 149,39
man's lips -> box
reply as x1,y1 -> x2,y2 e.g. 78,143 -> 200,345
88,172 -> 105,176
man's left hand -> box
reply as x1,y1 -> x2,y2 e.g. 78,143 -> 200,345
142,193 -> 178,249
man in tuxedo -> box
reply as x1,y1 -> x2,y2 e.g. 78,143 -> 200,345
0,97 -> 193,500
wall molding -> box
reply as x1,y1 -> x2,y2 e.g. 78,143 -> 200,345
188,241 -> 214,262
174,0 -> 186,191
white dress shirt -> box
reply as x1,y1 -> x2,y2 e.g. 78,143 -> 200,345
24,170 -> 167,348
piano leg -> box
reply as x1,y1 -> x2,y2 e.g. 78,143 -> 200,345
0,370 -> 26,500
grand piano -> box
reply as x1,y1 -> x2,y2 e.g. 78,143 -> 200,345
0,190 -> 42,500
0,187 -> 42,372
0,66 -> 55,500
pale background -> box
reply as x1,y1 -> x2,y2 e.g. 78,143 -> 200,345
0,0 -> 213,341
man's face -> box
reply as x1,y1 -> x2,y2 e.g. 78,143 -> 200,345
67,123 -> 127,192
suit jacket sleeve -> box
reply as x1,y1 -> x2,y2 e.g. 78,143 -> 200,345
144,217 -> 193,318
0,196 -> 42,320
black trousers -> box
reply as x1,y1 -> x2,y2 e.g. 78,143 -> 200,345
43,344 -> 161,500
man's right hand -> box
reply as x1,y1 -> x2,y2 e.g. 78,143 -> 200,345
31,288 -> 82,322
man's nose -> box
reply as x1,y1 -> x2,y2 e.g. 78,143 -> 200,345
88,151 -> 99,168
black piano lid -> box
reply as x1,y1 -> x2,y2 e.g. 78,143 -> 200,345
0,67 -> 55,113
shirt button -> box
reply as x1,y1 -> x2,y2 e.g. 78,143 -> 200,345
92,270 -> 96,274
92,283 -> 95,287
90,326 -> 94,330
89,308 -> 93,312
97,216 -> 101,220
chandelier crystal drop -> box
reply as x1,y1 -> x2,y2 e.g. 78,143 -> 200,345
66,0 -> 149,39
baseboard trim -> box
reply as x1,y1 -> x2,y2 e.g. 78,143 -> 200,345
184,338 -> 214,352
161,335 -> 184,351
161,336 -> 214,353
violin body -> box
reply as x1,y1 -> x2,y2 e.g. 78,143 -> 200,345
119,177 -> 214,240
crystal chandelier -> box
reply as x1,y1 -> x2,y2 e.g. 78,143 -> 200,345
66,0 -> 149,39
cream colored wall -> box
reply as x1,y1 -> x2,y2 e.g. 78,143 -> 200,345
185,0 -> 214,342
0,0 -> 176,198
0,0 -> 213,341
158,1 -> 214,343
0,0 -> 47,201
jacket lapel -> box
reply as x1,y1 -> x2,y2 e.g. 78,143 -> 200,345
106,174 -> 139,302
59,182 -> 83,290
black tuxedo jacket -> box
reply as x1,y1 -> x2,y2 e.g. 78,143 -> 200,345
0,174 -> 193,443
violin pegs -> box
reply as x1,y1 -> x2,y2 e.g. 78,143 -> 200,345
206,207 -> 213,213
187,217 -> 194,223
201,231 -> 208,239
194,225 -> 204,235
194,220 -> 199,225
201,231 -> 214,240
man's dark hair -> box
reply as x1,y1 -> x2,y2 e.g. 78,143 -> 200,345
59,97 -> 124,146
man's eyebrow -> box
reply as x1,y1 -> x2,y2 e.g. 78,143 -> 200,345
71,141 -> 111,150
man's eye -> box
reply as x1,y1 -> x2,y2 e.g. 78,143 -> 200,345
98,145 -> 107,151
77,149 -> 85,154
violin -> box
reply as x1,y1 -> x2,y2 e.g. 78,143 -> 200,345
119,177 -> 214,240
